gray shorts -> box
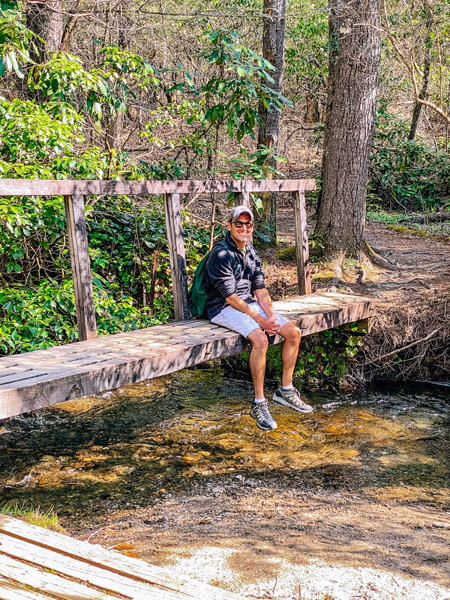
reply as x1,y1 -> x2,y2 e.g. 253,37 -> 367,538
211,301 -> 288,338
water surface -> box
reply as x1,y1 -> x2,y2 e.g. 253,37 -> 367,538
0,368 -> 448,525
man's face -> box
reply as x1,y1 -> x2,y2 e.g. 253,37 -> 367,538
227,212 -> 254,247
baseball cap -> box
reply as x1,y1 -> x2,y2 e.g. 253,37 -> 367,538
229,205 -> 254,222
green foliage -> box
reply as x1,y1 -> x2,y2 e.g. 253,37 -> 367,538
266,328 -> 364,390
366,206 -> 404,224
227,145 -> 286,182
0,12 -> 288,356
88,196 -> 210,302
0,98 -> 84,163
142,27 -> 291,177
371,106 -> 450,210
0,186 -> 211,354
28,47 -> 161,133
0,1 -> 35,78
199,28 -> 290,141
0,278 -> 168,356
276,245 -> 296,262
285,0 -> 328,104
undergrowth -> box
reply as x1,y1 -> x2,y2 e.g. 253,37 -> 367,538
232,327 -> 365,391
0,500 -> 63,531
368,209 -> 450,242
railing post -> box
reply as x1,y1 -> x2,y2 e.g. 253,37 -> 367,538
64,194 -> 97,340
164,193 -> 190,320
293,189 -> 312,295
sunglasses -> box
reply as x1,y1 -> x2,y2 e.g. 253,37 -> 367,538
232,220 -> 254,229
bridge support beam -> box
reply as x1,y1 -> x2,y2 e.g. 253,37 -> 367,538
165,193 -> 189,320
64,194 -> 97,341
293,190 -> 312,295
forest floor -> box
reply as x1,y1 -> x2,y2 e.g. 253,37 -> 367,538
263,209 -> 450,385
70,215 -> 449,600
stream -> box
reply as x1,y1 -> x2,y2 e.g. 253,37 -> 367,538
1,367 -> 448,522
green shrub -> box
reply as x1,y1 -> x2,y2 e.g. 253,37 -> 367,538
370,106 -> 450,211
265,327 -> 364,390
276,246 -> 296,262
0,279 -> 169,355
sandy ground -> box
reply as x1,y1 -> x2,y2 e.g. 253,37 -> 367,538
78,477 -> 449,600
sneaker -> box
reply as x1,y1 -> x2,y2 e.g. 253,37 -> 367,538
273,386 -> 313,413
250,400 -> 277,431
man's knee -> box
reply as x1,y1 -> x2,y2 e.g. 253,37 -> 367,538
249,329 -> 269,352
280,322 -> 301,344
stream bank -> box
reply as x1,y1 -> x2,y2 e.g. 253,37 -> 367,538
262,215 -> 450,387
1,369 -> 448,600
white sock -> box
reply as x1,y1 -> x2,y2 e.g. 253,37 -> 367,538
254,397 -> 266,403
281,385 -> 293,390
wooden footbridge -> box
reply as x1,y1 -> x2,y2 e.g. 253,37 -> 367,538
0,179 -> 374,420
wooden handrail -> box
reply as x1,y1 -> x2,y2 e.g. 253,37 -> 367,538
0,178 -> 315,197
1,179 -> 315,339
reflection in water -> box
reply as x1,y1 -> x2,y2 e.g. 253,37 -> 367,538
0,368 -> 448,524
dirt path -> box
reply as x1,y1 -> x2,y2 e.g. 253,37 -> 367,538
265,210 -> 450,303
70,221 -> 449,600
261,215 -> 450,383
363,221 -> 450,300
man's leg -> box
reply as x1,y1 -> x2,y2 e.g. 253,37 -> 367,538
247,328 -> 269,399
273,322 -> 313,413
247,328 -> 277,431
278,321 -> 301,387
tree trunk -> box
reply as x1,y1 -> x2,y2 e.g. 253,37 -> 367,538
315,0 -> 381,259
316,0 -> 341,216
408,3 -> 432,141
60,0 -> 87,52
257,0 -> 286,228
104,0 -> 129,152
305,97 -> 320,124
27,0 -> 63,62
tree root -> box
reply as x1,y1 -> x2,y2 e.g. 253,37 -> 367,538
361,241 -> 399,270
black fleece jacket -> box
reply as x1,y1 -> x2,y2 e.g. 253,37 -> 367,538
205,232 -> 266,319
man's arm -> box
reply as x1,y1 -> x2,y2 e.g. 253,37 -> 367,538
225,292 -> 280,334
254,287 -> 275,318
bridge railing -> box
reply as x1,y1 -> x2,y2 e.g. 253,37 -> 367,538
0,178 -> 315,341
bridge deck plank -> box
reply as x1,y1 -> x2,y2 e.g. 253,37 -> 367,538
0,292 -> 374,420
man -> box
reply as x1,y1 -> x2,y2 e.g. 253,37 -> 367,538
205,205 -> 313,431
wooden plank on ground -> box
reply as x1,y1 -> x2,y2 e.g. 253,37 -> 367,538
0,292 -> 374,420
0,179 -> 316,197
0,516 -> 240,600
0,577 -> 56,600
0,533 -> 182,600
0,551 -> 119,600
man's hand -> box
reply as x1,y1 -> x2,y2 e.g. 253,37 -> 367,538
258,315 -> 281,335
225,293 -> 280,334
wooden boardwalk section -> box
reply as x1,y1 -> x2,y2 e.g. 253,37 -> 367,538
0,515 -> 240,599
0,292 -> 374,420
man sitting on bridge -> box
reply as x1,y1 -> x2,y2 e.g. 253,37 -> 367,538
205,205 -> 313,431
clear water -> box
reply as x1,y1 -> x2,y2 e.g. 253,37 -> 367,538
0,368 -> 448,525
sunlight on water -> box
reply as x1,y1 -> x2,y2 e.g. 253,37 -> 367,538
0,368 -> 448,523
